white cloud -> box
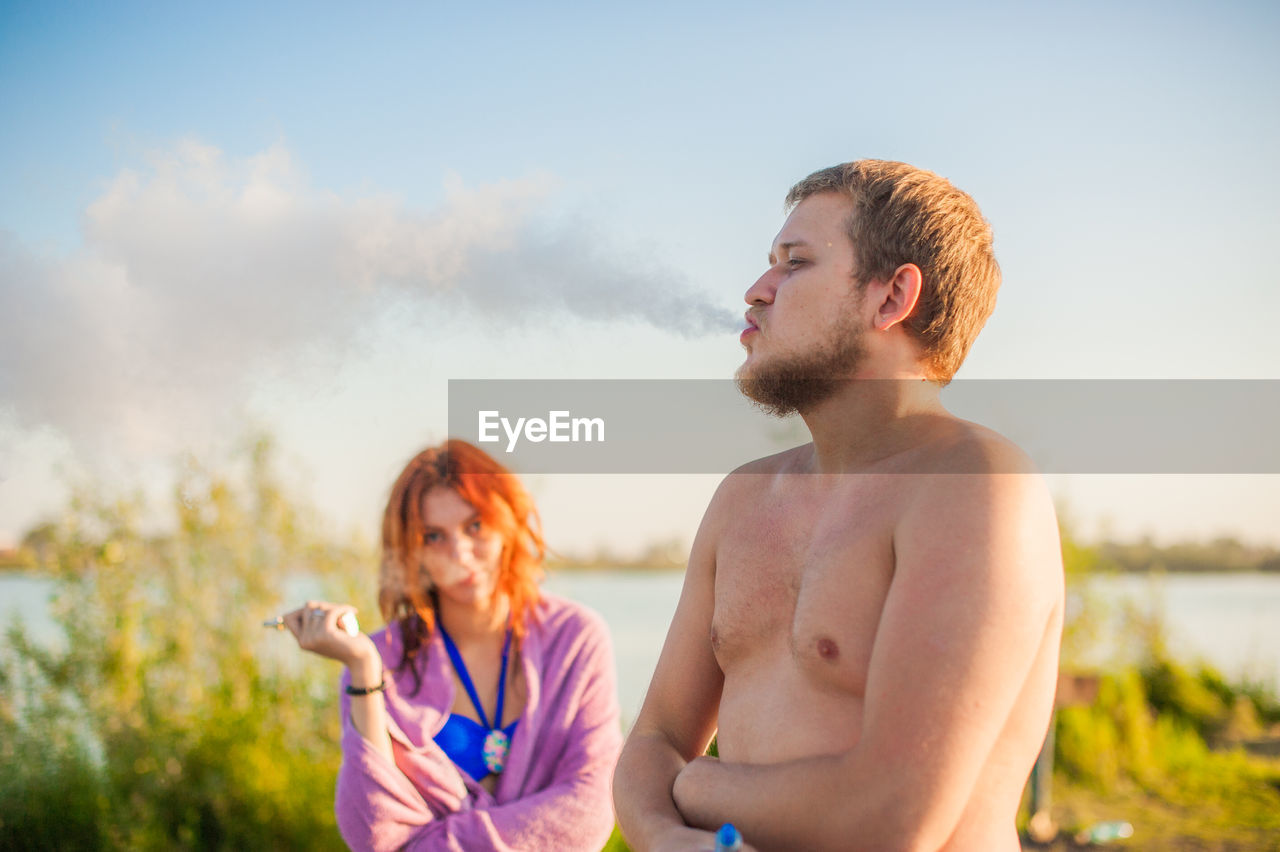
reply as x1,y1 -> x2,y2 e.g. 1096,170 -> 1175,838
0,140 -> 736,455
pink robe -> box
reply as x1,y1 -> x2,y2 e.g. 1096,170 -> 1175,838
335,594 -> 622,851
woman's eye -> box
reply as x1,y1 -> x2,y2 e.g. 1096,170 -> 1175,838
467,520 -> 483,534
424,531 -> 443,544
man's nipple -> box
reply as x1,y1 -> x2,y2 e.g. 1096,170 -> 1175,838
816,637 -> 839,660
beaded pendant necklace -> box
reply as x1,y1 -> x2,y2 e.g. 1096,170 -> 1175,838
437,620 -> 514,775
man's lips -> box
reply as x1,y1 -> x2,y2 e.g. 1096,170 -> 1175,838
740,312 -> 761,341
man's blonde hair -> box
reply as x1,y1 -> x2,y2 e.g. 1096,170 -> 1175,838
786,160 -> 1000,383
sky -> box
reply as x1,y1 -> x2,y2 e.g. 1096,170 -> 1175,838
2,0 -> 1279,555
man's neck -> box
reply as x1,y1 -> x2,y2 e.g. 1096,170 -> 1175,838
799,374 -> 947,474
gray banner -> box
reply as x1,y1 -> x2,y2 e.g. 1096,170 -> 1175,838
447,380 -> 1280,474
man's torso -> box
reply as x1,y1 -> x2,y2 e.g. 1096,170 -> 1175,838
707,436 -> 1062,849
712,465 -> 903,762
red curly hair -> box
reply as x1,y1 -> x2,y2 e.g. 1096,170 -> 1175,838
378,440 -> 545,686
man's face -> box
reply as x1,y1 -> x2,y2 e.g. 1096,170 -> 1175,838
735,192 -> 866,416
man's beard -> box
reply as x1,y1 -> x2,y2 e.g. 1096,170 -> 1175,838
735,319 -> 865,417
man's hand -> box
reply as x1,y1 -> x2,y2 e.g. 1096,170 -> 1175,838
672,757 -> 720,831
650,823 -> 759,852
672,757 -> 767,851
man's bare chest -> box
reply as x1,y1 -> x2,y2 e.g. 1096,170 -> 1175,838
710,479 -> 900,694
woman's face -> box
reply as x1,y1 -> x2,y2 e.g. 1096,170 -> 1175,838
418,486 -> 506,610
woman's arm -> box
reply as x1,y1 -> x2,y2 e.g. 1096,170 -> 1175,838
406,627 -> 621,852
337,609 -> 622,852
335,711 -> 466,852
345,651 -> 394,763
285,601 -> 393,761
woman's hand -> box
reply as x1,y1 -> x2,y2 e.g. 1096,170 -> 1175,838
283,600 -> 393,760
283,600 -> 377,669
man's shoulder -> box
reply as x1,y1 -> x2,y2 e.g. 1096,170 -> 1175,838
897,419 -> 1063,586
720,444 -> 809,490
915,417 -> 1039,476
696,444 -> 809,523
904,419 -> 1054,524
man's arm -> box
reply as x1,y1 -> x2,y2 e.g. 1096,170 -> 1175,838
613,478 -> 733,851
673,460 -> 1064,851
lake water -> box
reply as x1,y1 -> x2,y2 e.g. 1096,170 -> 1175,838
3,570 -> 1278,722
1077,572 -> 1280,687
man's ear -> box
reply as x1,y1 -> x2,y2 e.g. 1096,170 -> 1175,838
870,263 -> 923,331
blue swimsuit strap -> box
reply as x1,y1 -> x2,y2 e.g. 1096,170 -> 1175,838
437,621 -> 512,732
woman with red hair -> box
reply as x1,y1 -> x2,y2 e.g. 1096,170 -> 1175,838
281,440 -> 621,850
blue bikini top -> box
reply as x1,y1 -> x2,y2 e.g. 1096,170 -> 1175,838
432,623 -> 518,782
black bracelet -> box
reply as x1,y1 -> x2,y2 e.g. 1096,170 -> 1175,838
345,677 -> 387,696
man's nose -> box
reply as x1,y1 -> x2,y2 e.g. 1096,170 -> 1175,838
744,269 -> 777,305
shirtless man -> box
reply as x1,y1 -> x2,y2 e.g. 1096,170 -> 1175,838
612,160 -> 1064,852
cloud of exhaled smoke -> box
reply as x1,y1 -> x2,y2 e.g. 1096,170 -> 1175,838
0,140 -> 737,452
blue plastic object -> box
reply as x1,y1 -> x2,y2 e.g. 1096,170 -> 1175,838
715,823 -> 743,852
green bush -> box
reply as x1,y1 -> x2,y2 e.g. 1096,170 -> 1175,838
1052,653 -> 1280,837
0,438 -> 372,850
